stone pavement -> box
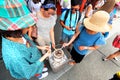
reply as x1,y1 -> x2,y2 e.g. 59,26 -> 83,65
0,11 -> 120,80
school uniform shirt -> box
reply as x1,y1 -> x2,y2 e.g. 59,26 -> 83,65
60,10 -> 80,36
73,26 -> 106,55
2,34 -> 44,79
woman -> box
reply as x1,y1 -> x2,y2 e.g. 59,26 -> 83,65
1,0 -> 50,79
34,0 -> 57,53
63,11 -> 112,65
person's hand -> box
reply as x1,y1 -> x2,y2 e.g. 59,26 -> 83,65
79,46 -> 88,50
52,43 -> 55,49
65,26 -> 72,30
62,43 -> 69,48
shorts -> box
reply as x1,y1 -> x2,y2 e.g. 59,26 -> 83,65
70,47 -> 85,63
61,31 -> 73,42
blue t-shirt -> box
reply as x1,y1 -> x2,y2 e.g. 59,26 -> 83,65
60,10 -> 80,35
73,26 -> 106,55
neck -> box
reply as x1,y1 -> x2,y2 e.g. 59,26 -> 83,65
6,36 -> 24,44
40,10 -> 48,18
86,29 -> 98,34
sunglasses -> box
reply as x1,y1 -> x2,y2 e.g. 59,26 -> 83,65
71,8 -> 79,11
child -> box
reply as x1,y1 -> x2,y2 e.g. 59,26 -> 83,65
63,11 -> 112,65
60,0 -> 81,50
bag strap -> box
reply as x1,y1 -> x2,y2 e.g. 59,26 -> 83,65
64,9 -> 81,26
77,11 -> 81,24
63,9 -> 70,24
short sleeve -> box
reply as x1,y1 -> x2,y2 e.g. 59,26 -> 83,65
103,32 -> 109,38
94,35 -> 106,46
60,10 -> 67,21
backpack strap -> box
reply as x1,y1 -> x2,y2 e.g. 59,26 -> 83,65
77,11 -> 81,24
63,9 -> 70,24
64,9 -> 81,26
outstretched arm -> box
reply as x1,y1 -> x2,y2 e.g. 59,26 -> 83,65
63,30 -> 80,47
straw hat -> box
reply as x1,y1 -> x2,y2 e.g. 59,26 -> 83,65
0,0 -> 37,31
84,11 -> 112,32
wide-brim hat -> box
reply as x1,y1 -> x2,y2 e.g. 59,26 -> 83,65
0,0 -> 37,31
84,11 -> 112,32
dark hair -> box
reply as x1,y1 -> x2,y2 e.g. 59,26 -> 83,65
0,30 -> 22,38
41,0 -> 56,11
32,0 -> 41,4
71,0 -> 81,6
110,74 -> 120,80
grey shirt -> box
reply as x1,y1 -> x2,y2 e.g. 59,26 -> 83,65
36,11 -> 57,42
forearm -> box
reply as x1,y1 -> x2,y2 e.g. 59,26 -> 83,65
68,31 -> 80,45
50,27 -> 55,45
36,46 -> 43,50
75,22 -> 81,33
85,46 -> 99,50
39,50 -> 51,62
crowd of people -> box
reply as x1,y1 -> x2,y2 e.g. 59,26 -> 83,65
0,0 -> 120,79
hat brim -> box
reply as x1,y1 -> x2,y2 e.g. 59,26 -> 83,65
0,13 -> 37,31
83,18 -> 112,32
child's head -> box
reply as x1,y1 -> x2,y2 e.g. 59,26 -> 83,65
84,10 -> 112,32
41,0 -> 56,18
71,0 -> 81,13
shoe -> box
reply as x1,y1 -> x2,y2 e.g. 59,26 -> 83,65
113,57 -> 119,61
35,72 -> 48,80
102,58 -> 108,61
42,67 -> 48,72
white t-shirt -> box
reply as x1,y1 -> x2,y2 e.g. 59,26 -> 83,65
28,0 -> 42,12
95,0 -> 105,9
60,0 -> 71,9
36,11 -> 57,42
41,0 -> 45,4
